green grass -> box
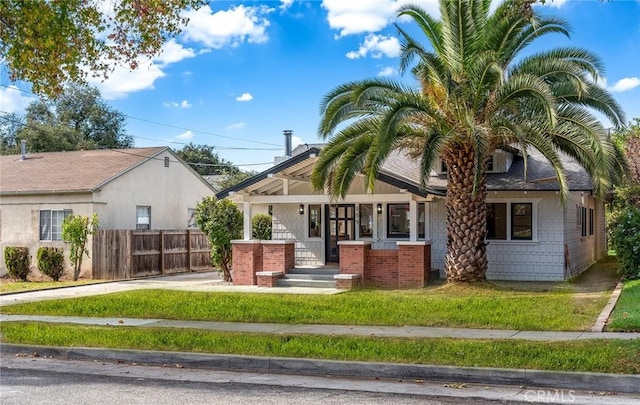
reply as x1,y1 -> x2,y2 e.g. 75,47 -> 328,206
608,279 -> 640,332
0,279 -> 101,294
1,284 -> 609,331
1,322 -> 638,374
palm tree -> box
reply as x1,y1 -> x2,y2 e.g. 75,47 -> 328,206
311,0 -> 626,282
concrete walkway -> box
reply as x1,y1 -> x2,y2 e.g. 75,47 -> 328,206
2,314 -> 639,341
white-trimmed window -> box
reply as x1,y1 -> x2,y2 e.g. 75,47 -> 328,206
359,204 -> 373,238
308,204 -> 321,238
486,201 -> 537,241
136,206 -> 151,230
387,203 -> 410,238
39,209 -> 72,241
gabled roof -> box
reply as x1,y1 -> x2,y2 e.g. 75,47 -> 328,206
217,144 -> 596,199
216,145 -> 443,199
1,147 -> 168,195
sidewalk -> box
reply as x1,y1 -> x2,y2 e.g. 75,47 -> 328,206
2,314 -> 639,341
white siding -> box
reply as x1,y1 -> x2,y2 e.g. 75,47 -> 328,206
272,204 -> 323,266
430,191 -> 567,281
563,192 -> 601,278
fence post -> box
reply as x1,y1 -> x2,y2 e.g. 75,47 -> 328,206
187,229 -> 192,272
126,230 -> 132,279
160,230 -> 165,275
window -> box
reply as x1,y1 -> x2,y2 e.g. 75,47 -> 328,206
589,208 -> 594,236
418,203 -> 426,239
486,202 -> 533,241
487,203 -> 507,240
440,161 -> 448,173
39,209 -> 72,241
486,155 -> 494,172
387,203 -> 410,238
581,206 -> 587,237
308,204 -> 321,238
359,204 -> 373,237
136,206 -> 151,230
511,203 -> 532,240
187,208 -> 197,228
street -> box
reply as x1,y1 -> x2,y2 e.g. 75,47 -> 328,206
2,355 -> 638,405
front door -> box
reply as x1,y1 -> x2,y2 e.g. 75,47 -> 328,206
325,204 -> 355,263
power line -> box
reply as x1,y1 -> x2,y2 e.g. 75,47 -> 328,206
0,84 -> 284,147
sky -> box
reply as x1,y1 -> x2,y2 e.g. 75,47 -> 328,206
1,0 -> 639,172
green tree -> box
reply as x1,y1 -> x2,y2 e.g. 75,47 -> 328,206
0,0 -> 206,97
312,0 -> 625,282
175,143 -> 242,176
194,196 -> 243,282
62,213 -> 99,281
16,84 -> 133,153
0,112 -> 24,154
216,169 -> 256,191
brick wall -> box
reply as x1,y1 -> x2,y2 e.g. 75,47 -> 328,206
338,242 -> 369,277
231,241 -> 262,285
397,242 -> 430,288
262,242 -> 295,272
366,249 -> 398,288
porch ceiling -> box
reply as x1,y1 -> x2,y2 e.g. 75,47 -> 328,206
247,157 -> 317,196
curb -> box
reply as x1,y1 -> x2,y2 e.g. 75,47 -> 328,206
2,344 -> 639,394
592,279 -> 624,332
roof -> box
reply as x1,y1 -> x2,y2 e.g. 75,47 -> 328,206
425,149 -> 595,192
1,147 -> 167,195
217,145 -> 595,199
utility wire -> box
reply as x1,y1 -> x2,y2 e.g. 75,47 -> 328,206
0,84 -> 284,147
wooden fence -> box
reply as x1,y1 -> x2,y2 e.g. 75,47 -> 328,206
92,229 -> 213,280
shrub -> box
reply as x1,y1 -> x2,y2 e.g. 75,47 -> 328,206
4,246 -> 30,281
195,196 -> 243,282
37,247 -> 66,281
62,213 -> 98,281
609,205 -> 640,279
252,214 -> 272,240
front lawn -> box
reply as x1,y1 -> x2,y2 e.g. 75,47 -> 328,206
1,322 -> 638,374
1,284 -> 609,331
0,279 -> 100,294
607,279 -> 640,332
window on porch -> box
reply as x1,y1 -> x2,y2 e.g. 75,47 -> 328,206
309,204 -> 321,238
387,203 -> 410,238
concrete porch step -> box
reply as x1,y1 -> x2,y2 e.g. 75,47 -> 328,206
282,273 -> 336,281
276,278 -> 337,288
287,267 -> 340,276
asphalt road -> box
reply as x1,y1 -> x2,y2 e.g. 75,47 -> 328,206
2,355 -> 637,405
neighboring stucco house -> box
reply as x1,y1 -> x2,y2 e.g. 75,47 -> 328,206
218,143 -> 607,286
0,147 -> 215,277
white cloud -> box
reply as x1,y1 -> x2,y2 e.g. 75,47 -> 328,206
176,130 -> 193,140
280,0 -> 294,10
226,122 -> 247,130
608,77 -> 640,93
87,59 -> 166,100
236,93 -> 254,102
346,34 -> 400,59
292,135 -> 303,148
322,0 -> 439,37
181,5 -> 272,48
155,39 -> 196,65
535,0 -> 569,9
378,66 -> 397,76
163,100 -> 192,108
0,86 -> 34,113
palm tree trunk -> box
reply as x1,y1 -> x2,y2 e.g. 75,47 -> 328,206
443,144 -> 488,282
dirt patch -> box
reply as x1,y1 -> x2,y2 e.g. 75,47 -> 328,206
569,257 -> 620,293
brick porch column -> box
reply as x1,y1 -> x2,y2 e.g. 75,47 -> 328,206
397,241 -> 431,288
231,240 -> 263,285
338,241 -> 371,279
262,240 -> 295,272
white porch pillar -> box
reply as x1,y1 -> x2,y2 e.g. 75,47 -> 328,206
243,202 -> 252,240
409,200 -> 418,241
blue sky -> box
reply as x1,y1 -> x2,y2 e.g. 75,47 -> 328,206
1,0 -> 639,171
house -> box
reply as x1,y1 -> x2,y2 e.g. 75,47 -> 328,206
217,136 -> 607,288
0,146 -> 216,277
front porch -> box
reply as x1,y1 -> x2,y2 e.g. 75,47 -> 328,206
231,240 -> 432,290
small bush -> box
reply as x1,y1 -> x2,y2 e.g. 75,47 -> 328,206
610,205 -> 640,279
252,214 -> 272,240
4,246 -> 31,281
37,247 -> 66,281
